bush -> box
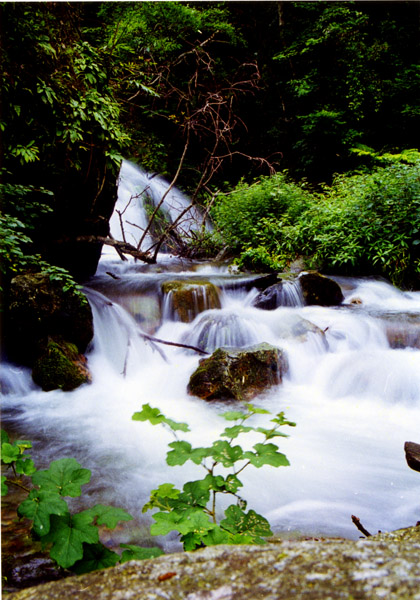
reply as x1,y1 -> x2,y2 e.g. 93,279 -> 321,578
212,154 -> 420,287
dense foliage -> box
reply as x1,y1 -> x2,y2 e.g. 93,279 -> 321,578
213,151 -> 420,287
1,1 -> 419,282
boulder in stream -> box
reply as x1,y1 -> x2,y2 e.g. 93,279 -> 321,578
253,280 -> 304,309
297,272 -> 344,306
162,280 -> 221,322
32,338 -> 91,392
188,342 -> 288,401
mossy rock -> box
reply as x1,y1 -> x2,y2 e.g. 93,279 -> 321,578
6,272 -> 93,365
297,272 -> 344,306
8,526 -> 420,600
32,338 -> 91,392
162,280 -> 221,322
188,342 -> 288,401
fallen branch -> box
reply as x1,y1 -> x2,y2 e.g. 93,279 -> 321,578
76,235 -> 155,263
140,332 -> 209,355
351,515 -> 372,537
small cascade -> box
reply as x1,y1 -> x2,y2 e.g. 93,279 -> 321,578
108,160 -> 207,256
183,310 -> 261,353
161,280 -> 221,323
253,279 -> 305,309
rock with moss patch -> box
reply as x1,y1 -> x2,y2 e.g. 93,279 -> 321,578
162,280 -> 221,323
188,342 -> 288,401
7,526 -> 420,600
297,272 -> 344,306
6,272 -> 93,365
32,338 -> 91,392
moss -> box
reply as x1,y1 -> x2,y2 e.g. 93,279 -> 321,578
32,338 -> 91,392
188,343 -> 288,401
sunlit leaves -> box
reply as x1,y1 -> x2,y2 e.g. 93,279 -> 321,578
132,403 -> 190,432
32,458 -> 91,497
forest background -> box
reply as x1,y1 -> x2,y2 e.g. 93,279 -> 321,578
1,0 -> 420,293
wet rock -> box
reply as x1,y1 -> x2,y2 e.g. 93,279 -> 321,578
297,272 -> 344,306
118,294 -> 162,334
383,315 -> 420,349
188,343 -> 288,401
6,556 -> 69,592
274,314 -> 327,346
7,526 -> 420,600
162,280 -> 221,323
253,281 -> 304,309
32,338 -> 91,392
6,272 -> 93,365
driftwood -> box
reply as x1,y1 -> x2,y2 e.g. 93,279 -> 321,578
405,442 -> 420,473
351,515 -> 372,537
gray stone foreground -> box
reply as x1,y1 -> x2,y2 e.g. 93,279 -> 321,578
9,526 -> 420,600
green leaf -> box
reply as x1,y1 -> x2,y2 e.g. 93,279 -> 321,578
219,410 -> 246,421
1,442 -> 20,464
18,490 -> 69,536
243,443 -> 290,468
32,458 -> 91,497
82,504 -> 133,529
220,505 -> 272,540
244,404 -> 271,415
211,440 -> 244,467
120,544 -> 164,563
178,480 -> 211,508
1,430 -> 10,445
42,512 -> 99,569
166,441 -> 210,466
201,525 -> 230,546
132,404 -> 190,432
71,543 -> 120,574
221,425 -> 253,439
15,457 -> 37,476
150,510 -> 189,536
1,475 -> 8,496
254,427 -> 289,440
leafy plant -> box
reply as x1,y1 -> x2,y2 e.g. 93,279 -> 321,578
133,403 -> 295,551
1,430 -> 163,574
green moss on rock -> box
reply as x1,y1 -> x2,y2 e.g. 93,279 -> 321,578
188,343 -> 288,401
162,280 -> 221,322
32,338 -> 91,392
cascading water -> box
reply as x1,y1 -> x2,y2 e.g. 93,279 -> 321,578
107,160 -> 206,258
2,172 -> 420,551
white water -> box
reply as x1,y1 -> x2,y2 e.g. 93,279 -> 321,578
107,161 -> 206,258
2,259 -> 420,549
1,162 -> 419,547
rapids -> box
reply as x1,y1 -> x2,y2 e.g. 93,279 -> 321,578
2,258 -> 420,550
1,161 -> 419,550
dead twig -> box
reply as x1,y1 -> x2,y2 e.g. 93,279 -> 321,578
351,515 -> 372,537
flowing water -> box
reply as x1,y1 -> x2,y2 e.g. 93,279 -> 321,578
2,163 -> 420,551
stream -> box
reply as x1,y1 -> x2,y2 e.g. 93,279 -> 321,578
1,161 -> 419,552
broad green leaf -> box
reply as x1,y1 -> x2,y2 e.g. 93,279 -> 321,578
132,404 -> 189,432
155,483 -> 181,499
120,544 -> 164,563
18,490 -> 69,536
166,441 -> 210,466
142,484 -> 181,513
1,442 -> 20,464
32,458 -> 91,497
224,474 -> 243,494
211,440 -> 244,467
255,427 -> 289,439
221,425 -> 253,439
82,504 -> 133,529
180,531 -> 205,551
16,440 -> 32,451
243,443 -> 290,468
15,457 -> 37,476
220,505 -> 272,539
1,430 -> 10,445
201,525 -> 230,546
1,475 -> 8,496
178,480 -> 211,508
42,512 -> 99,569
71,543 -> 120,574
219,410 -> 246,421
244,404 -> 271,415
150,510 -> 190,536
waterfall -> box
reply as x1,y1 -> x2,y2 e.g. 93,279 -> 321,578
107,160 -> 206,257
